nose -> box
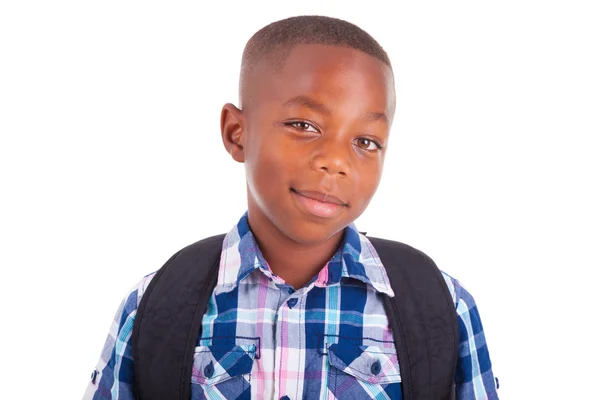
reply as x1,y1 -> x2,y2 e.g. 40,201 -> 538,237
310,139 -> 350,177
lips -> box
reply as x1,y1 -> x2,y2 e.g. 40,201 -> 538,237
291,188 -> 347,219
291,189 -> 347,206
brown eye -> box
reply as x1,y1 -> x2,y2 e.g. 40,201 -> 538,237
287,121 -> 318,132
354,138 -> 382,151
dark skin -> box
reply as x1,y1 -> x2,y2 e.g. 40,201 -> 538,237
221,44 -> 396,289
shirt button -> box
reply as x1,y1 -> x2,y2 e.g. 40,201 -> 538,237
280,396 -> 291,400
287,298 -> 298,308
90,369 -> 99,384
204,361 -> 214,378
371,360 -> 382,375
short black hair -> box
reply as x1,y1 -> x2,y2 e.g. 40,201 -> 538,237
239,15 -> 392,104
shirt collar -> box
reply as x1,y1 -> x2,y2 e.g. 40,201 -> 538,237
216,213 -> 395,297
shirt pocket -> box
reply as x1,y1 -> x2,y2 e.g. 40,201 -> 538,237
327,343 -> 402,400
191,343 -> 256,400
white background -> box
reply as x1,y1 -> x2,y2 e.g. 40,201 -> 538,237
1,1 -> 598,398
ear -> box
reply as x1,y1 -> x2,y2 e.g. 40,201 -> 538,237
220,103 -> 245,163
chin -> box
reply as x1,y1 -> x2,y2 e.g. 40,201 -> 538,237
276,212 -> 347,246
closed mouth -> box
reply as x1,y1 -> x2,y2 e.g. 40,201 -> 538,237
290,188 -> 348,207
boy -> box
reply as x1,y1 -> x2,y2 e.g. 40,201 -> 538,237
84,15 -> 499,400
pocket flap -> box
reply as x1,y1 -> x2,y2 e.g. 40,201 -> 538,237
192,344 -> 256,386
327,343 -> 401,385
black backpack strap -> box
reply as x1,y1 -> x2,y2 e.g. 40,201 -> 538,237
369,237 -> 458,400
132,234 -> 225,400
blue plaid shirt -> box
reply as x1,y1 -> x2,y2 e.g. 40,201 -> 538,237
84,213 -> 499,399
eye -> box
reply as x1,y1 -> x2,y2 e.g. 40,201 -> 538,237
354,137 -> 383,151
286,121 -> 319,133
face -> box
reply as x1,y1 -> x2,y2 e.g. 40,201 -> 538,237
222,44 -> 395,246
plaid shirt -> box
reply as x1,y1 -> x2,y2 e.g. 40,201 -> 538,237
84,213 -> 499,399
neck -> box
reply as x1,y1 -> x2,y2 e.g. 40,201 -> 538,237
247,210 -> 344,290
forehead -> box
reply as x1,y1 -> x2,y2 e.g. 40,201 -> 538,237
247,44 -> 395,120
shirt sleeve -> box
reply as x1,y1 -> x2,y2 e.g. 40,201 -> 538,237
82,273 -> 155,400
449,277 -> 500,399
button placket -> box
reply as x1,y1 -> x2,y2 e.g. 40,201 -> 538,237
273,292 -> 286,399
274,289 -> 305,398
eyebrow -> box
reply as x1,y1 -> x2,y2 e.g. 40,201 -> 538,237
363,111 -> 389,125
282,95 -> 388,125
283,95 -> 332,116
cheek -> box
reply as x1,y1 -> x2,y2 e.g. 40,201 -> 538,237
247,129 -> 301,174
353,164 -> 384,207
245,136 -> 295,195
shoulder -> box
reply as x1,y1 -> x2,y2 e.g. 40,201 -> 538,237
105,271 -> 158,333
134,271 -> 158,307
117,271 -> 158,315
439,271 -> 481,318
367,237 -> 461,301
122,235 -> 224,311
439,271 -> 459,306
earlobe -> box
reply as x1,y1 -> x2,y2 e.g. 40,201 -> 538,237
220,103 -> 245,163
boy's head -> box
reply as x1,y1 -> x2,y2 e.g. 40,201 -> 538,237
221,15 -> 395,246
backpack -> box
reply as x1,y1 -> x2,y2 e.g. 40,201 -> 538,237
131,234 -> 458,400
